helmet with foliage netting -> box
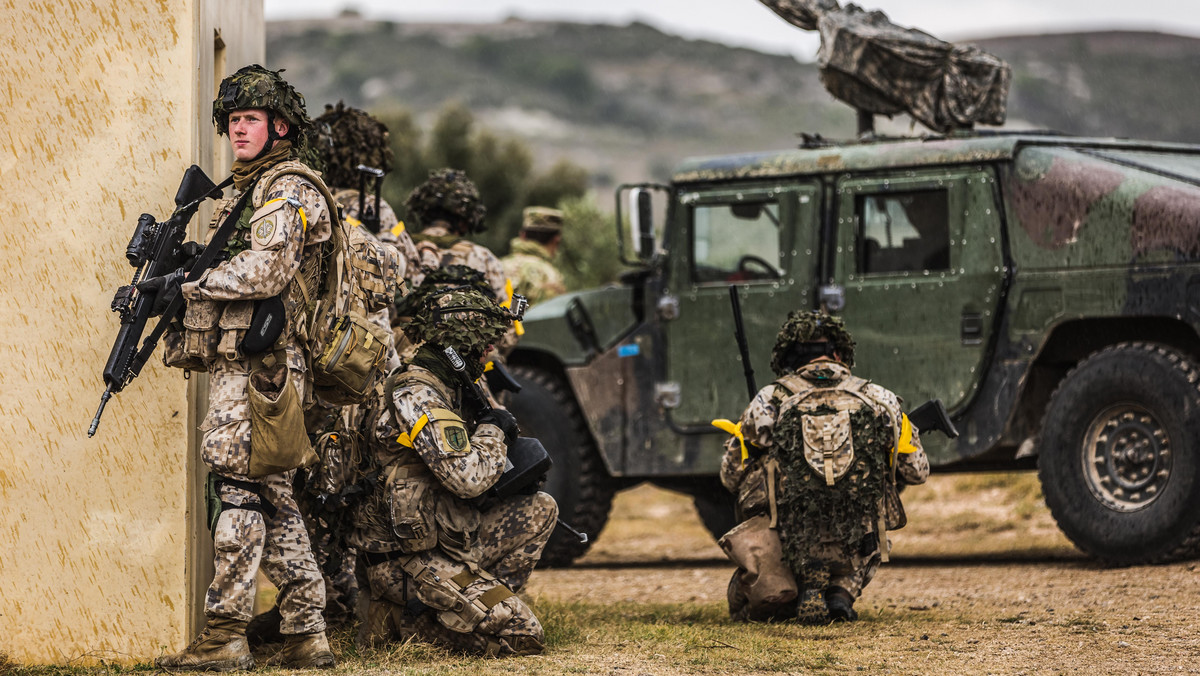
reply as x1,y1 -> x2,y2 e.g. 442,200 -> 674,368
212,65 -> 312,143
405,168 -> 487,234
771,310 -> 856,375
402,274 -> 511,377
314,101 -> 394,188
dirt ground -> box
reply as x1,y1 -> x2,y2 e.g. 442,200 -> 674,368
524,475 -> 1200,674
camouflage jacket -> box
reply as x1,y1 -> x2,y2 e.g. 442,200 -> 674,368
501,238 -> 566,306
178,159 -> 333,429
351,363 -> 508,557
720,359 -> 929,521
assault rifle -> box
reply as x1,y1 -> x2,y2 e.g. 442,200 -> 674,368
89,165 -> 234,437
442,339 -> 589,544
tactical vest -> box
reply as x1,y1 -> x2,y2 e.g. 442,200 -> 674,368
164,161 -> 332,371
369,367 -> 483,564
769,366 -> 899,570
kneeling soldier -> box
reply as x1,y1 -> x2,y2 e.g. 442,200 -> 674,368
719,311 -> 929,623
350,278 -> 557,656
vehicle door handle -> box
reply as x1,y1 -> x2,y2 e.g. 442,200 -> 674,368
961,312 -> 983,346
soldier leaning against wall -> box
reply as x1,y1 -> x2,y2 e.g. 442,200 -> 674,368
147,65 -> 336,672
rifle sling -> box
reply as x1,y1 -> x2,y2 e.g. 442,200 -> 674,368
130,179 -> 255,379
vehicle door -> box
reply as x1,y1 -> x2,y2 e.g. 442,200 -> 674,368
663,181 -> 822,429
832,166 -> 1005,414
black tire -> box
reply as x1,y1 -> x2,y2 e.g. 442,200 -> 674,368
1038,342 -> 1200,565
690,480 -> 739,542
507,364 -> 615,567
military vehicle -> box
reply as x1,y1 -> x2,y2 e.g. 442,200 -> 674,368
507,1 -> 1200,567
509,132 -> 1200,567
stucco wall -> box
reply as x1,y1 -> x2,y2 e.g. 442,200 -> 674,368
0,0 -> 262,665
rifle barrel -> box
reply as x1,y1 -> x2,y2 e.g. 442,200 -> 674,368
88,386 -> 113,437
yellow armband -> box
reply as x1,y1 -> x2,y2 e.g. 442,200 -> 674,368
712,418 -> 750,467
396,413 -> 430,448
391,221 -> 406,236
264,197 -> 308,232
894,413 -> 918,463
345,216 -> 362,228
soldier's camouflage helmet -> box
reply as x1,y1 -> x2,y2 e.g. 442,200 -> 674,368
212,65 -> 311,142
771,310 -> 856,375
405,168 -> 487,234
314,101 -> 394,188
402,274 -> 511,378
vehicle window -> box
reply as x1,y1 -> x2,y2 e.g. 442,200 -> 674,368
691,201 -> 783,283
856,190 -> 950,274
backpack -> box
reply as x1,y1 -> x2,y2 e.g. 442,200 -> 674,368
770,372 -> 899,570
252,161 -> 390,406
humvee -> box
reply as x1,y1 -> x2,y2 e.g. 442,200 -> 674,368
507,131 -> 1200,567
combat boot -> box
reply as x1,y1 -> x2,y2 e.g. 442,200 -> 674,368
826,586 -> 859,622
263,630 -> 336,669
156,616 -> 253,672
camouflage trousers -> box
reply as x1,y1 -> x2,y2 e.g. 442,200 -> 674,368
361,491 -> 558,656
200,356 -> 327,635
727,532 -> 886,621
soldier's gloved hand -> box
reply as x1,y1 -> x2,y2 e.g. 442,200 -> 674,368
476,408 -> 519,446
179,241 -> 205,272
137,269 -> 185,317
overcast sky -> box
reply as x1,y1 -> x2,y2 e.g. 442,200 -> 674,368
263,0 -> 1200,59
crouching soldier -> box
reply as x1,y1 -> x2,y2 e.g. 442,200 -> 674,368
719,311 -> 929,623
350,278 -> 558,656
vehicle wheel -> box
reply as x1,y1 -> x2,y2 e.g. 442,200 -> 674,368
691,480 -> 738,542
1037,342 -> 1200,565
508,364 -> 615,567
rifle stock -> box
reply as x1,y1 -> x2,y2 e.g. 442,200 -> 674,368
908,399 -> 959,439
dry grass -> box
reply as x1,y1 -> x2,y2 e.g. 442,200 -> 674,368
17,474 -> 1200,674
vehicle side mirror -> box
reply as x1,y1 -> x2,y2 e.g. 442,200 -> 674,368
632,188 -> 655,259
615,183 -> 669,266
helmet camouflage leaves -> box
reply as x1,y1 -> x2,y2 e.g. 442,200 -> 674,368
401,270 -> 512,377
404,168 -> 487,234
314,101 -> 394,188
212,64 -> 311,140
771,310 -> 856,374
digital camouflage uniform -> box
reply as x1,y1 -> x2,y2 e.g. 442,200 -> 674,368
184,162 -> 332,632
502,206 -> 566,306
156,64 -> 336,672
270,103 -> 415,633
350,285 -> 557,656
719,312 -> 929,623
501,239 -> 564,306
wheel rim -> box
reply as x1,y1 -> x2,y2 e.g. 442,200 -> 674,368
1082,404 -> 1172,512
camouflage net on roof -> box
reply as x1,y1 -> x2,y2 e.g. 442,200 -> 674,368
759,0 -> 1010,133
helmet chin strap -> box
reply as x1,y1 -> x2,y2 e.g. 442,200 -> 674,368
249,110 -> 282,161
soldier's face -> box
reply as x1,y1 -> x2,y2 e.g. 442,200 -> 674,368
227,108 -> 289,161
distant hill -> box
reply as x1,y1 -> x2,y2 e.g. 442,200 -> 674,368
267,18 -> 1200,192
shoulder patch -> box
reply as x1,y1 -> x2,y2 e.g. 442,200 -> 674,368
249,199 -> 290,250
426,406 -> 471,455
